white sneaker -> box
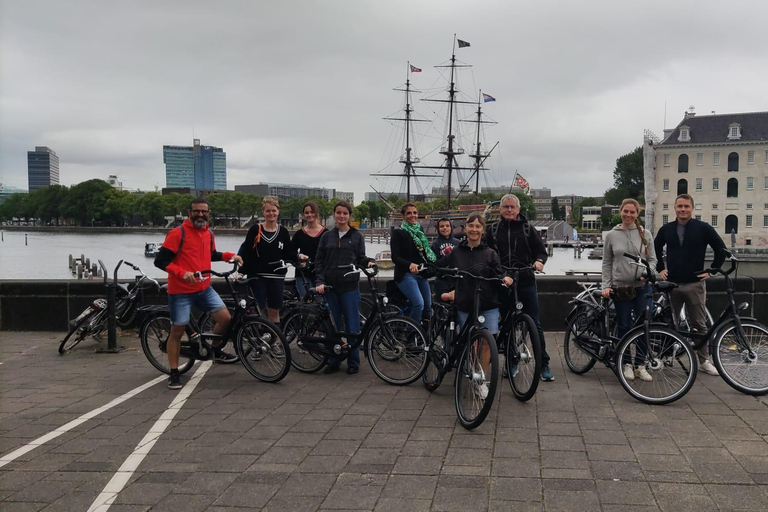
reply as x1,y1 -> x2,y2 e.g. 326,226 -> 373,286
475,382 -> 489,400
623,364 -> 635,381
635,366 -> 653,382
700,359 -> 719,376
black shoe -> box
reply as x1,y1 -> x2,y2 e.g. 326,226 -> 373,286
168,371 -> 182,390
214,350 -> 240,364
324,365 -> 340,374
346,366 -> 359,375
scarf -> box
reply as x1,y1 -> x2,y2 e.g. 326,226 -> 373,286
401,221 -> 436,262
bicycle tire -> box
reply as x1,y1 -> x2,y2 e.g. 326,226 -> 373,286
506,314 -> 542,402
367,315 -> 428,385
455,329 -> 499,430
281,308 -> 330,372
59,309 -> 99,354
140,315 -> 195,375
615,327 -> 697,405
235,316 -> 291,383
712,320 -> 768,396
196,308 -> 234,351
563,308 -> 598,374
423,313 -> 451,392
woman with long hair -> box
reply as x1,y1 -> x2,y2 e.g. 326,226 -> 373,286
291,201 -> 327,299
430,217 -> 461,303
601,198 -> 658,382
390,202 -> 435,326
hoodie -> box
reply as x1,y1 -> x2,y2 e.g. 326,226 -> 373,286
602,224 -> 657,290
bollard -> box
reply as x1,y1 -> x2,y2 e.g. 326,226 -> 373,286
25,234 -> 28,245
86,258 -> 91,268
81,253 -> 85,265
69,254 -> 74,269
91,263 -> 98,276
76,263 -> 83,279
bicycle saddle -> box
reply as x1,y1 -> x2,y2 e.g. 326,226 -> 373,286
655,281 -> 678,292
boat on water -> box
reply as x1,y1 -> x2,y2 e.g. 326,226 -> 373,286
144,242 -> 162,257
375,250 -> 394,269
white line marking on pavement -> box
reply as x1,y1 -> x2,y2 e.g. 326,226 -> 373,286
0,373 -> 168,469
87,361 -> 212,512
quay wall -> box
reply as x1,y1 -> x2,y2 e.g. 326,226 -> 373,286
2,276 -> 767,332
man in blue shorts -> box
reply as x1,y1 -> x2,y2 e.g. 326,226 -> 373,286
155,197 -> 243,389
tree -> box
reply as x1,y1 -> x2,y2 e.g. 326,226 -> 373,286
571,197 -> 598,229
353,202 -> 370,224
0,193 -> 32,223
29,185 -> 69,225
550,197 -> 561,220
138,192 -> 165,226
606,146 -> 644,204
63,179 -> 114,225
515,192 -> 536,220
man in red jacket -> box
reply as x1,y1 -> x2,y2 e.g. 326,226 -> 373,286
155,197 -> 243,389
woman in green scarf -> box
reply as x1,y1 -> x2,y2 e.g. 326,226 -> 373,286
390,203 -> 436,326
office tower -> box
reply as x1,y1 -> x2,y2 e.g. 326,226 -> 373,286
27,146 -> 60,191
163,139 -> 226,191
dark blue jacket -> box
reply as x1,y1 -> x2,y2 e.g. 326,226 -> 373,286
654,219 -> 726,284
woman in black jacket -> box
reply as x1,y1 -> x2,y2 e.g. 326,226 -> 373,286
315,201 -> 374,374
390,203 -> 435,326
291,201 -> 327,299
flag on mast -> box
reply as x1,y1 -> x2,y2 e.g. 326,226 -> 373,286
514,171 -> 531,194
409,64 -> 422,73
482,93 -> 496,103
457,39 -> 471,48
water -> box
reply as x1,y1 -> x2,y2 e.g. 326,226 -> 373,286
0,230 -> 602,280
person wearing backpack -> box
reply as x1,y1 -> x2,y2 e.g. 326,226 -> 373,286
154,197 -> 243,390
486,193 -> 553,381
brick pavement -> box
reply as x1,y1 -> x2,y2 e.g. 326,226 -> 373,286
2,330 -> 768,511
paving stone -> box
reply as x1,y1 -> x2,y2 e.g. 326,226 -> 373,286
211,482 -> 279,508
596,480 -> 655,506
491,458 -> 541,478
542,489 -> 600,511
586,443 -> 636,462
591,460 -> 646,481
381,474 -> 437,499
276,473 -> 338,497
321,483 -> 382,510
264,494 -> 324,512
431,486 -> 489,512
392,456 -> 442,475
489,477 -> 542,501
374,497 -> 431,511
691,462 -> 755,484
705,483 -> 768,509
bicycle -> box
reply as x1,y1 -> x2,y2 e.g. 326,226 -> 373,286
422,266 -> 501,429
563,253 -> 698,405
657,249 -> 768,395
60,260 -> 161,354
139,262 -> 291,383
281,263 -> 429,385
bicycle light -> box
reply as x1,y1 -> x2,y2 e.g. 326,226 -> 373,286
383,296 -> 389,305
516,302 -> 523,310
239,299 -> 247,309
478,315 -> 485,323
738,302 -> 749,311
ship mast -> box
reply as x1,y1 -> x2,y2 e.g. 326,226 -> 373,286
463,90 -> 498,199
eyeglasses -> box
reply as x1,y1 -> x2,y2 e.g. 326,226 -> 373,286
501,205 -> 519,210
190,209 -> 210,215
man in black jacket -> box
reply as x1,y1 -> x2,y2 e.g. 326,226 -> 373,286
486,194 -> 553,381
655,194 -> 726,376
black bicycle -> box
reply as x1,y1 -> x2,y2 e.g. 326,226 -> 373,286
281,263 -> 429,385
422,266 -> 501,429
60,260 -> 161,354
563,253 -> 697,405
139,262 -> 291,383
657,249 -> 768,395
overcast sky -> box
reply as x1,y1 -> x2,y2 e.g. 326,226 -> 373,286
2,0 -> 767,201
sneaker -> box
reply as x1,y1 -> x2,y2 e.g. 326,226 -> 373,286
167,371 -> 182,390
475,381 -> 489,400
214,350 -> 240,364
541,366 -> 554,382
635,366 -> 653,382
623,364 -> 635,381
346,366 -> 359,375
700,359 -> 719,376
510,364 -> 519,378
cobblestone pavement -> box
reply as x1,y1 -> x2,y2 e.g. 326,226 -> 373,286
2,330 -> 768,511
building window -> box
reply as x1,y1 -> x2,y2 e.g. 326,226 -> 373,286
714,152 -> 721,166
695,215 -> 701,220
727,178 -> 739,198
712,178 -> 719,190
695,203 -> 702,210
765,150 -> 768,164
747,177 -> 754,190
728,152 -> 739,172
678,154 -> 689,172
748,150 -> 755,164
696,178 -> 702,191
663,203 -> 669,210
746,215 -> 753,228
712,203 -> 719,210
765,176 -> 768,190
696,153 -> 703,166
677,179 -> 688,195
747,203 -> 753,210
725,215 -> 738,234
712,215 -> 718,227
764,203 -> 768,210
728,124 -> 742,140
663,179 -> 670,191
679,127 -> 690,142
663,154 -> 670,166
662,214 -> 669,224
764,216 -> 768,228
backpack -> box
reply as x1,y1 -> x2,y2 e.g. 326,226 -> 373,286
175,224 -> 215,255
490,219 -> 531,258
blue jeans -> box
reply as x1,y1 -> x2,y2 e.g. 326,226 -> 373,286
295,271 -> 316,300
516,283 -> 550,366
396,273 -> 431,323
457,308 -> 500,334
615,284 -> 653,365
324,289 -> 361,370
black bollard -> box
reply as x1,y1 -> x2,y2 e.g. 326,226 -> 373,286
25,234 -> 28,245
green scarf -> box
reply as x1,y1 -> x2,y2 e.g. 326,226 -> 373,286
401,221 -> 436,262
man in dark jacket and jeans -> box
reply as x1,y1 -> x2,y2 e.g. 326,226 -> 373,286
654,193 -> 726,376
486,194 -> 553,381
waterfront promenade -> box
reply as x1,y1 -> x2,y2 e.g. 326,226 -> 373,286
2,331 -> 768,511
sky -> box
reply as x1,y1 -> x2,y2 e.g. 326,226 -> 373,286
2,0 -> 767,202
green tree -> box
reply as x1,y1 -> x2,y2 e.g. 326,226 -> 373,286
137,192 -> 165,226
29,185 -> 69,225
63,179 -> 114,225
353,202 -> 370,224
550,196 -> 561,220
606,146 -> 644,204
515,193 -> 536,220
0,193 -> 32,223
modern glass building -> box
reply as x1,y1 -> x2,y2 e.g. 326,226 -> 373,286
27,146 -> 60,191
163,139 -> 226,191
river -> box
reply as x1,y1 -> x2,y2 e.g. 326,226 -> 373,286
0,230 -> 602,280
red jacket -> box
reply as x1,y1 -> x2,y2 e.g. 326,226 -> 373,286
160,219 -> 234,294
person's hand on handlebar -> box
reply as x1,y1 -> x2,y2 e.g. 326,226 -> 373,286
409,263 -> 420,274
602,287 -> 613,299
533,261 -> 545,273
316,284 -> 325,294
230,255 -> 243,266
658,269 -> 668,281
183,271 -> 197,284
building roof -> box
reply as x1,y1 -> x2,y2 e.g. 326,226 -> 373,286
660,111 -> 768,145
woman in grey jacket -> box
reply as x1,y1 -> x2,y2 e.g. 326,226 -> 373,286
601,198 -> 657,382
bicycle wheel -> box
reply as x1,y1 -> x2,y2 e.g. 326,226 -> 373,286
140,315 -> 195,375
282,308 -> 329,372
615,327 -> 697,405
235,316 -> 291,383
505,314 -> 542,402
423,312 -> 451,392
196,308 -> 234,351
367,315 -> 428,386
713,321 -> 768,395
563,308 -> 598,374
455,329 -> 499,430
59,309 -> 99,354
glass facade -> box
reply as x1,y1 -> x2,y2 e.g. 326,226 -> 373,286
27,147 -> 60,191
163,139 -> 226,190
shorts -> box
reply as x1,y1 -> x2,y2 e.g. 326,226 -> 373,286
251,276 -> 285,310
457,308 -> 500,334
168,286 -> 227,326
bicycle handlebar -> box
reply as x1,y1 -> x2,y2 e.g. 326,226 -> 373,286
197,261 -> 241,279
